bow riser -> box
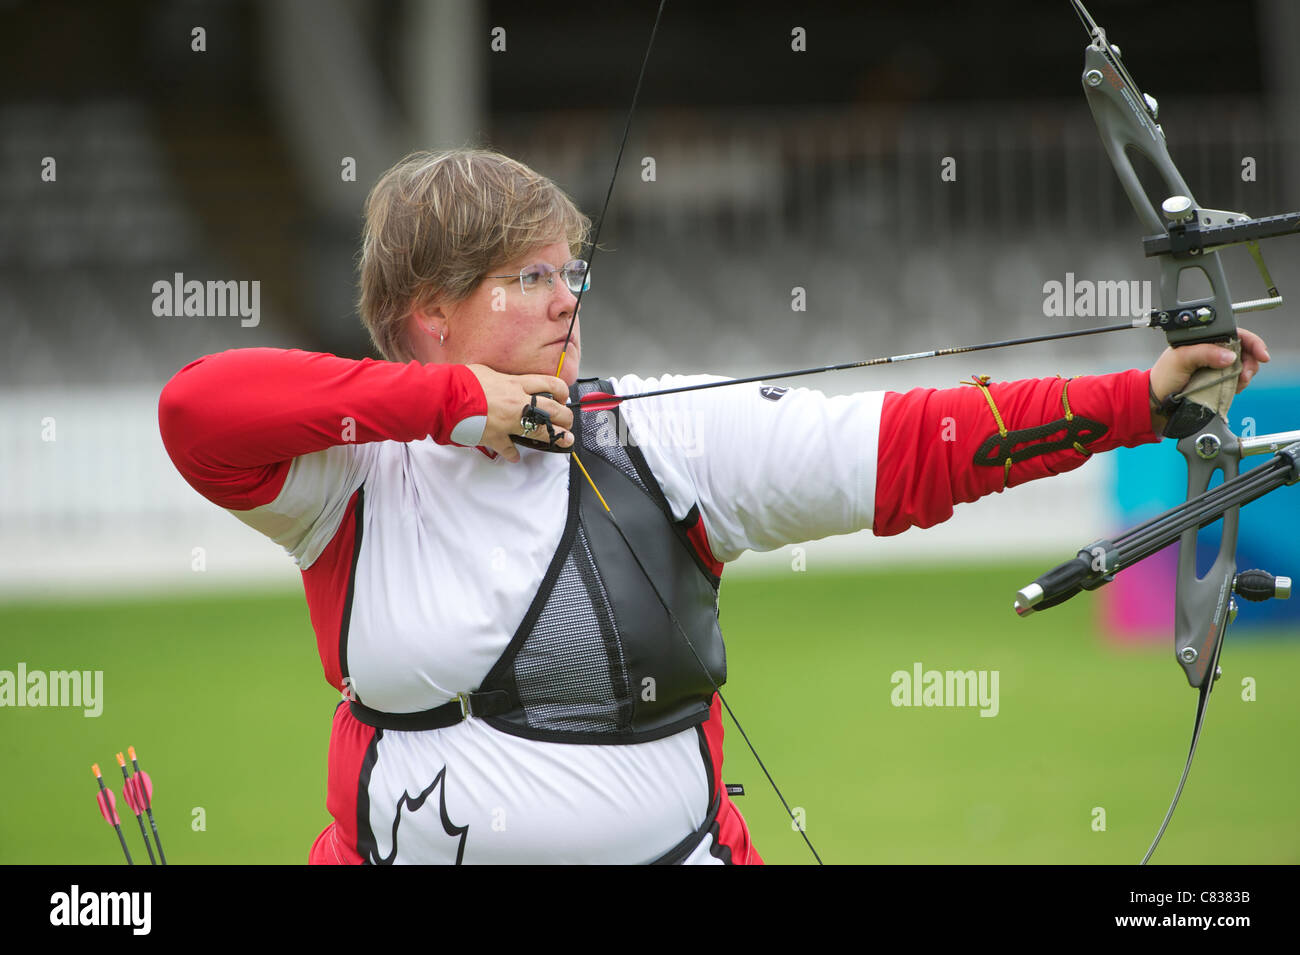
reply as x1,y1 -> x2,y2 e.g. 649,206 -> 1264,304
1057,0 -> 1300,862
1176,421 -> 1239,688
1077,27 -> 1244,691
1079,47 -> 1237,347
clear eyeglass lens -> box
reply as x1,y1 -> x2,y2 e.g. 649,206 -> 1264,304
515,261 -> 588,294
564,260 -> 590,293
519,265 -> 546,291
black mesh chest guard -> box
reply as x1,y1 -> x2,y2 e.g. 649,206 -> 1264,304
476,378 -> 727,744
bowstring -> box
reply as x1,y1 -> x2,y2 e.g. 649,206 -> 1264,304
555,0 -> 823,863
556,1 -> 666,378
1140,629 -> 1226,865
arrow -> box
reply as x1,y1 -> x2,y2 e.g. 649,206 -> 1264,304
117,751 -> 157,865
567,320 -> 1146,412
92,763 -> 133,865
124,746 -> 166,865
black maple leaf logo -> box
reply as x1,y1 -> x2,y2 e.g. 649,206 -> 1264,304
370,765 -> 469,865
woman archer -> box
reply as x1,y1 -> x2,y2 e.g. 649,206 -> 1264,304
157,147 -> 1268,864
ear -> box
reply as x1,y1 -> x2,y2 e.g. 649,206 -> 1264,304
402,293 -> 449,358
411,294 -> 449,324
410,289 -> 455,333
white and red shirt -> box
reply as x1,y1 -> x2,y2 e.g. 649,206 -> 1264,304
158,348 -> 1158,863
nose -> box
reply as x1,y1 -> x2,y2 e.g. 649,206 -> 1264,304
551,275 -> 579,314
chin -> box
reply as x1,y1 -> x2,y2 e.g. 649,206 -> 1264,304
551,343 -> 579,384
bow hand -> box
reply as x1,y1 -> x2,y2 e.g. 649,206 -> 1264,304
1147,329 -> 1270,436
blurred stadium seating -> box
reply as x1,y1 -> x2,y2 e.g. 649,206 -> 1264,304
1,2 -> 1296,595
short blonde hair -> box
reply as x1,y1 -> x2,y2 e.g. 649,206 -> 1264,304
358,148 -> 591,362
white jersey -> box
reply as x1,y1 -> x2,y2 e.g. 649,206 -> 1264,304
252,374 -> 881,862
160,348 -> 1152,862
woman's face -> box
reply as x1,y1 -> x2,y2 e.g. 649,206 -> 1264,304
412,239 -> 583,386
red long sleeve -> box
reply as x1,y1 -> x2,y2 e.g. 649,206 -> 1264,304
157,348 -> 486,510
873,368 -> 1159,536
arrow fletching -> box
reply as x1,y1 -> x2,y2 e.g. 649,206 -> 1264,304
128,746 -> 166,864
119,752 -> 144,814
121,780 -> 142,814
92,762 -> 134,863
127,746 -> 153,809
124,770 -> 153,812
573,392 -> 623,413
118,750 -> 158,864
93,765 -> 121,825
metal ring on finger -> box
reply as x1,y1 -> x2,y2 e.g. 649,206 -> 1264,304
521,393 -> 551,436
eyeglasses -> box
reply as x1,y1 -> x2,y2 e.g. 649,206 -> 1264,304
487,259 -> 590,295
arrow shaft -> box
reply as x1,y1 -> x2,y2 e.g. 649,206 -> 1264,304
145,809 -> 166,865
573,321 -> 1141,409
119,763 -> 158,864
94,771 -> 133,865
114,824 -> 133,864
133,812 -> 157,864
130,752 -> 166,864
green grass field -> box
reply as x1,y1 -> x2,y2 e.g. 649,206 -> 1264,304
2,561 -> 1296,865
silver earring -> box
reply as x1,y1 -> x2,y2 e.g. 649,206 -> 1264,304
439,330 -> 445,346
